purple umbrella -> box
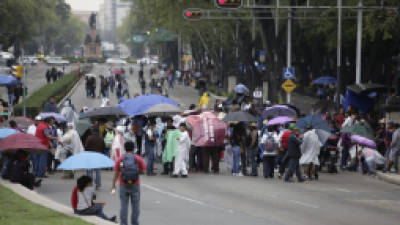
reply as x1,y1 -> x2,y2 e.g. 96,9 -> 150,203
263,105 -> 297,119
38,112 -> 67,123
351,135 -> 376,148
266,116 -> 294,126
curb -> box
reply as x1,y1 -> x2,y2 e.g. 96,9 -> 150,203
0,180 -> 116,225
376,172 -> 400,186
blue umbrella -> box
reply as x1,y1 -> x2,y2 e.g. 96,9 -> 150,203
57,152 -> 115,170
0,74 -> 20,86
38,112 -> 67,123
296,115 -> 330,132
234,83 -> 249,94
118,94 -> 178,117
0,128 -> 20,140
312,76 -> 337,85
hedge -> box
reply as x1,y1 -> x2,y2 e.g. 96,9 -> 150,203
14,65 -> 92,118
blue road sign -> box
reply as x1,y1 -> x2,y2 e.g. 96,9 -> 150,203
283,67 -> 295,80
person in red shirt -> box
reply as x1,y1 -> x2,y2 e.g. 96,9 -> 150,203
33,117 -> 58,178
111,141 -> 146,225
335,108 -> 345,127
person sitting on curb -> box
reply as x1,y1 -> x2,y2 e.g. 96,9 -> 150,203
9,150 -> 42,190
72,175 -> 116,223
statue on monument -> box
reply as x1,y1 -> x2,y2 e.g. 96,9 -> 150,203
89,12 -> 96,29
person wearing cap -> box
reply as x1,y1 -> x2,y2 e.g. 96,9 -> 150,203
284,126 -> 305,182
300,125 -> 320,180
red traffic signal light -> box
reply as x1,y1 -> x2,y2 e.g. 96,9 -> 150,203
215,0 -> 242,9
183,8 -> 203,21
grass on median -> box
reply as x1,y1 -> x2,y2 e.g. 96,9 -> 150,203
0,185 -> 92,225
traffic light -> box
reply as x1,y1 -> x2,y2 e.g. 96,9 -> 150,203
215,0 -> 242,9
12,65 -> 22,78
183,8 -> 203,21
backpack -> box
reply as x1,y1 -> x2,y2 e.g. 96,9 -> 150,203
263,134 -> 276,155
281,131 -> 292,149
71,186 -> 78,210
121,154 -> 139,184
104,130 -> 114,149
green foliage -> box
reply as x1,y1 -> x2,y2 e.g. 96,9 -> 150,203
0,185 -> 91,225
0,0 -> 86,56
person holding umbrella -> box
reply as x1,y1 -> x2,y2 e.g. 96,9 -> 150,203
33,116 -> 58,178
85,128 -> 106,189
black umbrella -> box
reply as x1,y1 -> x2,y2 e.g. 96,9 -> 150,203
80,107 -> 127,120
222,111 -> 257,122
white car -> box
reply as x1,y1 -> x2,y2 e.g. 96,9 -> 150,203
106,58 -> 127,65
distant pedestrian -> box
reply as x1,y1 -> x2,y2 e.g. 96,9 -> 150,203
43,96 -> 58,113
145,121 -> 158,176
51,67 -> 57,82
172,123 -> 191,177
111,141 -> 146,225
140,79 -> 146,95
45,69 -> 51,83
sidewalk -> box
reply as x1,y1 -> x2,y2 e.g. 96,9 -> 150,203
376,172 -> 400,186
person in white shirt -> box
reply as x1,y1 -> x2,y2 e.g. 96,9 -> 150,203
75,175 -> 116,222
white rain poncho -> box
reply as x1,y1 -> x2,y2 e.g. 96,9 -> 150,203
61,101 -> 77,127
55,128 -> 84,162
300,129 -> 321,165
173,130 -> 191,175
111,126 -> 126,162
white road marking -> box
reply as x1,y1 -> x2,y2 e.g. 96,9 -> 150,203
142,183 -> 235,214
289,200 -> 320,209
142,183 -> 205,206
335,188 -> 352,193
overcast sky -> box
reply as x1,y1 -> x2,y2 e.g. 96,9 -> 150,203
66,0 -> 102,11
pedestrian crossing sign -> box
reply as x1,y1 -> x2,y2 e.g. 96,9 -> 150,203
282,79 -> 296,93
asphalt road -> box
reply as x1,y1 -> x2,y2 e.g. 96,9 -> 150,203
37,64 -> 400,225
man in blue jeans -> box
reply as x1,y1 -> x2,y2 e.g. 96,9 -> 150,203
112,141 -> 146,225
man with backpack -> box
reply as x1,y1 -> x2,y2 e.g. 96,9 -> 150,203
261,126 -> 279,178
278,123 -> 295,179
112,141 -> 146,225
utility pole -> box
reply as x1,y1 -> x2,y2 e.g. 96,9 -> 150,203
286,8 -> 292,104
178,32 -> 182,71
336,0 -> 342,109
356,0 -> 363,84
251,11 -> 256,91
21,49 -> 26,117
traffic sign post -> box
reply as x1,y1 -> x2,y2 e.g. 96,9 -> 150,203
282,67 -> 295,80
282,79 -> 296,104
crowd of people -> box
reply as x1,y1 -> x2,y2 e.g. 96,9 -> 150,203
1,63 -> 399,225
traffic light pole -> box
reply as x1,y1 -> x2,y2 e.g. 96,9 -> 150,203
356,0 -> 363,84
336,0 -> 342,110
22,49 -> 26,117
286,8 -> 292,104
